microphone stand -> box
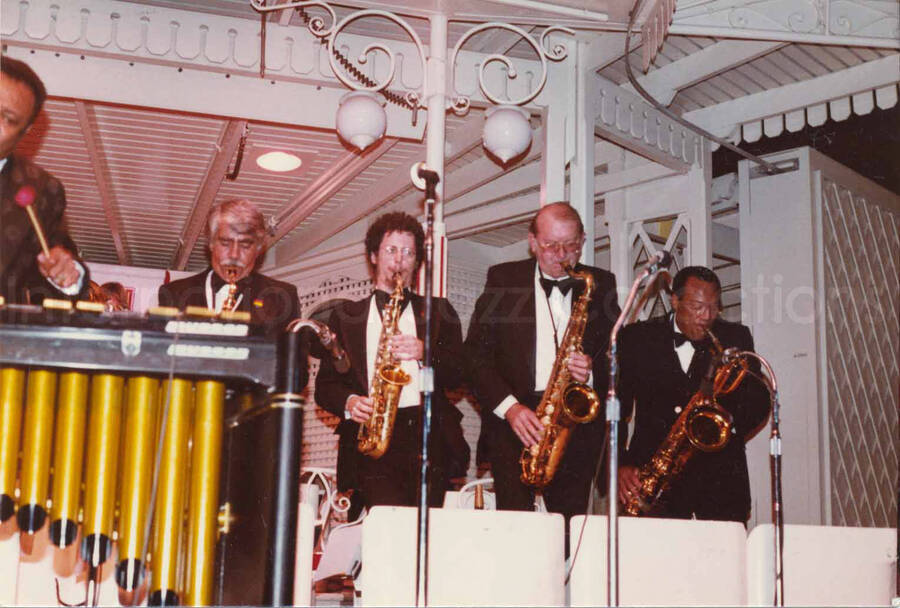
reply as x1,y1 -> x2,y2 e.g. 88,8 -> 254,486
415,168 -> 439,608
770,387 -> 785,606
742,352 -> 784,606
604,254 -> 669,606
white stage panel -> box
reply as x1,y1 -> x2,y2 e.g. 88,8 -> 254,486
568,515 -> 747,606
747,524 -> 896,606
361,506 -> 565,607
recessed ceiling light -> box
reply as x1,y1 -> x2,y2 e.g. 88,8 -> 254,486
256,151 -> 303,172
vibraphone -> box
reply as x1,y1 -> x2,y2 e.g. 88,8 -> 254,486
0,299 -> 307,606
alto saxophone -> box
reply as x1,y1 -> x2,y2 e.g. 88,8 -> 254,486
357,274 -> 412,459
623,329 -> 749,516
520,264 -> 602,488
221,267 -> 240,312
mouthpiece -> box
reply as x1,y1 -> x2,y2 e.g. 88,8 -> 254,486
14,185 -> 36,208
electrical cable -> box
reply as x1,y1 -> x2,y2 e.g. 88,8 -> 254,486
624,0 -> 780,174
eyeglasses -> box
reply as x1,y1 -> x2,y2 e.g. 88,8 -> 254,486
536,240 -> 582,254
381,245 -> 416,259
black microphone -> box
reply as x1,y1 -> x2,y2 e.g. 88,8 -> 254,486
320,329 -> 351,374
645,249 -> 672,275
416,165 -> 440,184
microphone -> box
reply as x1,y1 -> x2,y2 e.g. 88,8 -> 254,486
410,162 -> 440,190
318,327 -> 351,374
416,165 -> 439,182
645,249 -> 672,275
287,319 -> 351,374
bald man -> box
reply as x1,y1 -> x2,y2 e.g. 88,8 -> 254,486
465,202 -> 619,527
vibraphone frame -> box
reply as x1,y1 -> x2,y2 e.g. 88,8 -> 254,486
0,304 -> 305,606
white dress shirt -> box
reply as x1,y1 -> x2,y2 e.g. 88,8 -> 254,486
365,294 -> 421,409
493,265 -> 577,419
673,317 -> 695,374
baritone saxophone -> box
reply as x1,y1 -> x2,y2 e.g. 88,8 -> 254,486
623,330 -> 749,516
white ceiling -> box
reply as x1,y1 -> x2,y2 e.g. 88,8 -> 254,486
4,0 -> 898,271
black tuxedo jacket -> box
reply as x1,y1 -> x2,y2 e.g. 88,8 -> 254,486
1,154 -> 88,303
314,292 -> 469,491
617,315 -> 771,521
465,258 -> 619,434
157,268 -> 300,337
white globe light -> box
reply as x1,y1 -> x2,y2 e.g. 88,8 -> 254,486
336,91 -> 387,151
482,105 -> 532,163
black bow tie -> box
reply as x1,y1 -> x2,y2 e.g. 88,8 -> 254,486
539,276 -> 577,298
374,289 -> 409,314
674,332 -> 711,349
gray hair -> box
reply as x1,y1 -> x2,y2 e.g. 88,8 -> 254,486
207,199 -> 266,248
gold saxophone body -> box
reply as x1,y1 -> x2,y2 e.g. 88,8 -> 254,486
221,267 -> 240,312
520,264 -> 602,488
357,274 -> 412,459
623,330 -> 749,516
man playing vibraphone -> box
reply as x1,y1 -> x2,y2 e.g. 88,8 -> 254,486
0,57 -> 88,304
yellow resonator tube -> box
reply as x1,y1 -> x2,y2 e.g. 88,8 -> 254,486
49,371 -> 89,547
0,367 -> 25,523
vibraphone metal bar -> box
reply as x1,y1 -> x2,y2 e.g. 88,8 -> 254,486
0,304 -> 275,386
0,301 -> 290,607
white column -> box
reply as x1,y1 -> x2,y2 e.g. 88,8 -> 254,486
425,14 -> 448,297
570,39 -> 596,266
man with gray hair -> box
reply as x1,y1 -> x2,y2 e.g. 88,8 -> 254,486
158,198 -> 300,336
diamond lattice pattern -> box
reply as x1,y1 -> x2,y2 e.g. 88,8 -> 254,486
821,177 -> 899,527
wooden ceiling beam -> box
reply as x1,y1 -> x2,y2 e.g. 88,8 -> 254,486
268,137 -> 399,245
272,115 -> 487,262
74,100 -> 131,266
170,119 -> 247,270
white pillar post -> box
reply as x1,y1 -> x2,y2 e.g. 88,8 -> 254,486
570,39 -> 596,265
425,14 -> 448,297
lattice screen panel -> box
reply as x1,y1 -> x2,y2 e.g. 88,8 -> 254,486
296,273 -> 374,471
627,216 -> 688,321
821,176 -> 899,527
293,263 -> 489,480
446,258 -> 492,479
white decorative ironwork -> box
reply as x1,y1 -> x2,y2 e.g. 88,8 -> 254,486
671,0 -> 899,46
252,2 -> 427,112
448,23 -> 574,114
251,1 -> 574,117
301,467 -> 351,530
250,1 -> 338,38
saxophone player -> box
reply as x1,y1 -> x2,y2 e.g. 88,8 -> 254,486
465,203 -> 619,527
157,199 -> 301,336
617,266 -> 770,523
314,212 -> 469,514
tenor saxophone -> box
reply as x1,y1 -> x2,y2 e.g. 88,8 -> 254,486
357,274 -> 412,459
623,330 -> 749,516
520,264 -> 602,488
